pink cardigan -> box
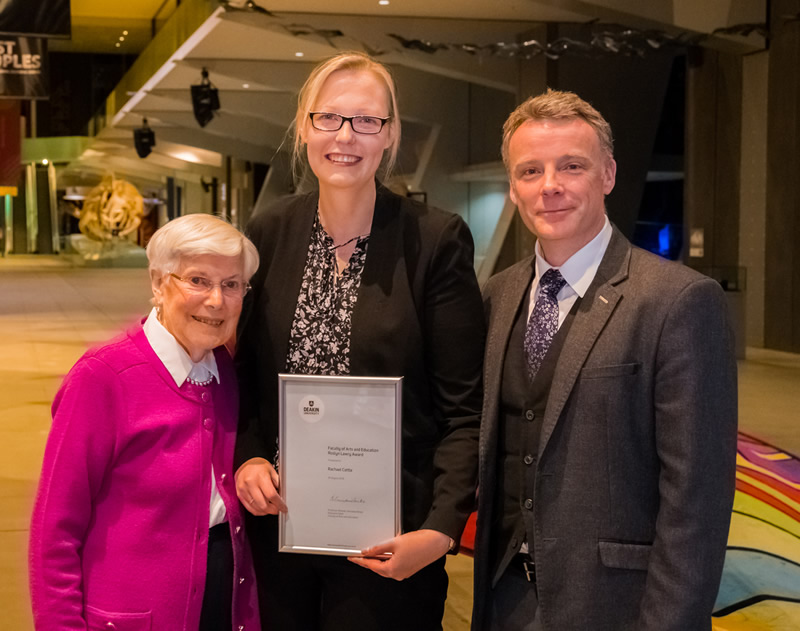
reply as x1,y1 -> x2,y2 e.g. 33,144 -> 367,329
29,324 -> 260,631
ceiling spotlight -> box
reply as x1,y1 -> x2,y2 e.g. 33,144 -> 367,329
191,68 -> 220,128
115,42 -> 121,48
379,0 -> 390,4
134,118 -> 156,158
295,51 -> 304,57
42,159 -> 49,165
123,30 -> 128,35
119,36 -> 124,41
243,83 -> 250,88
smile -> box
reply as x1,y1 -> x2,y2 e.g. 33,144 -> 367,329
326,153 -> 361,164
192,316 -> 223,327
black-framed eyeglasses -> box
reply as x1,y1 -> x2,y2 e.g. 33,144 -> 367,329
169,273 -> 251,300
309,112 -> 391,135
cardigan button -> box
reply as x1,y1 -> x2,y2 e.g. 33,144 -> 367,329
105,623 -> 117,630
220,473 -> 227,481
524,498 -> 533,510
235,526 -> 242,534
523,454 -> 534,466
239,576 -> 246,584
201,392 -> 210,402
203,418 -> 214,430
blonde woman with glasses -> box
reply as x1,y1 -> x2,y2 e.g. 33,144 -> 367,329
234,51 -> 486,630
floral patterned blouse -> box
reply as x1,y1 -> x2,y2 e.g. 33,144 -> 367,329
285,215 -> 370,375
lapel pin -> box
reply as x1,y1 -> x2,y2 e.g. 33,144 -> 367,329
598,295 -> 608,304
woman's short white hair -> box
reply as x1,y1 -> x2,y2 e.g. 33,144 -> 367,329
146,214 -> 259,279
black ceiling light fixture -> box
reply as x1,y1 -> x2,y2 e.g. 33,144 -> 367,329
134,118 -> 156,158
191,68 -> 220,127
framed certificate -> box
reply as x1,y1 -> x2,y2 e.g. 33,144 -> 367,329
277,374 -> 402,556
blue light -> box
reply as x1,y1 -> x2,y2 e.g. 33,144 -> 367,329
658,225 -> 670,256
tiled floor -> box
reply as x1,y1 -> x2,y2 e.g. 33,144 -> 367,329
1,255 -> 798,630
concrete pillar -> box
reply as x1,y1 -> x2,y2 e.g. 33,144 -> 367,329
11,180 -> 27,253
35,165 -> 53,254
765,0 -> 800,352
685,47 -> 746,356
685,47 -> 742,270
739,52 -> 768,348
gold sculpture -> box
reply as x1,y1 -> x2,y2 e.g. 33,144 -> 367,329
78,176 -> 144,242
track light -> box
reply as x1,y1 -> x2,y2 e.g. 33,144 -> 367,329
191,68 -> 220,128
134,118 -> 156,158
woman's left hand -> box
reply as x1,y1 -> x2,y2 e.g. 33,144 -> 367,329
347,529 -> 451,581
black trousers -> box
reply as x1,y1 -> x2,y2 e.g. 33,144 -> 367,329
248,516 -> 449,631
199,523 -> 233,631
488,564 -> 543,631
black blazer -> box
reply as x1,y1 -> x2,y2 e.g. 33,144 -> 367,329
235,184 -> 486,539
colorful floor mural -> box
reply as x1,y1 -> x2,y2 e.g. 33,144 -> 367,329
459,433 -> 800,629
712,434 -> 800,630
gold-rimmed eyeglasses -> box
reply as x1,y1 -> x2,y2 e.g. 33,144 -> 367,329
309,112 -> 391,135
169,273 -> 251,299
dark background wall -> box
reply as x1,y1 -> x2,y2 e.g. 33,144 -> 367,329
546,23 -> 679,241
35,52 -> 135,136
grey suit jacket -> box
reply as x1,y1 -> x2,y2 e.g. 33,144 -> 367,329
472,227 -> 738,631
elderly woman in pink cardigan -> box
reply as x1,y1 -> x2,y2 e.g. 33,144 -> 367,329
29,214 -> 261,631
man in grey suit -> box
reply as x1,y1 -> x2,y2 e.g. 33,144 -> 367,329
471,89 -> 738,631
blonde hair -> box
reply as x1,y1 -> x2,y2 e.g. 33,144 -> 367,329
502,89 -> 614,169
146,214 -> 259,280
291,51 -> 401,180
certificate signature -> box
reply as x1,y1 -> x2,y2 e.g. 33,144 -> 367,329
330,495 -> 366,504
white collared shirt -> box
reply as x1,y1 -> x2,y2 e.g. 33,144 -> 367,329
527,216 -> 613,325
143,308 -> 226,528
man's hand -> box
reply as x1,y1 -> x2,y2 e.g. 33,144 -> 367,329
234,457 -> 288,516
348,529 -> 452,581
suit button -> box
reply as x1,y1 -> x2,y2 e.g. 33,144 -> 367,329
239,576 -> 245,584
220,473 -> 226,481
201,392 -> 209,402
524,498 -> 533,510
523,454 -> 534,465
525,410 -> 535,421
203,418 -> 214,430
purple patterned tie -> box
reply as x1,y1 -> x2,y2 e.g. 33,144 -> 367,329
524,268 -> 567,381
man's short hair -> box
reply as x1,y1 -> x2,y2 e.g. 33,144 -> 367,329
502,89 -> 614,169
